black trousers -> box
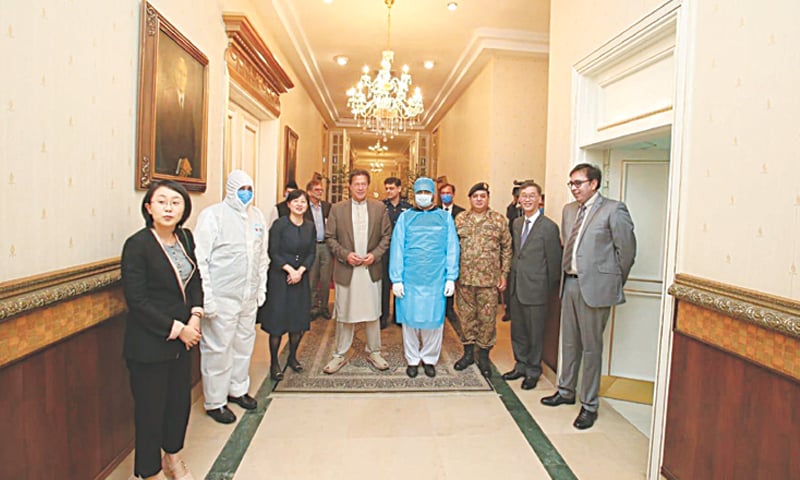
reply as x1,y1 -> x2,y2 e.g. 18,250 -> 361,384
127,353 -> 191,477
445,295 -> 463,338
380,255 -> 396,326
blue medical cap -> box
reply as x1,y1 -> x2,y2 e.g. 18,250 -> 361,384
413,177 -> 435,193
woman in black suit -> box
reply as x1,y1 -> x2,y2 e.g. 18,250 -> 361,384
121,180 -> 203,480
258,189 -> 315,380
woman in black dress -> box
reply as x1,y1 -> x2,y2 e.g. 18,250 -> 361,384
259,189 -> 316,380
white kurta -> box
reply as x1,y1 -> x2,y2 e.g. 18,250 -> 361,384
334,200 -> 382,323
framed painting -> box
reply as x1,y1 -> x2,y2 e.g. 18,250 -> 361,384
136,2 -> 209,192
284,126 -> 298,189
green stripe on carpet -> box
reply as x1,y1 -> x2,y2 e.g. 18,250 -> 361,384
206,358 -> 577,480
488,363 -> 579,480
204,361 -> 280,480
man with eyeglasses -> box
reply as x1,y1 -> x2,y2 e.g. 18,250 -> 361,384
305,179 -> 333,319
540,163 -> 636,430
502,181 -> 562,390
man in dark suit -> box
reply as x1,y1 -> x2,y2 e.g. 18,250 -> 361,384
437,182 -> 464,337
502,181 -> 562,390
323,169 -> 393,374
155,57 -> 199,177
541,163 -> 636,430
305,179 -> 333,319
269,180 -> 298,226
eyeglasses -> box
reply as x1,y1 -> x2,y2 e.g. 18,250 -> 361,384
567,179 -> 591,188
519,194 -> 539,200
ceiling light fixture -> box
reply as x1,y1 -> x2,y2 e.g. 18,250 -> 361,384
369,161 -> 384,173
334,55 -> 349,66
423,60 -> 435,70
447,2 -> 458,11
368,139 -> 390,153
346,0 -> 423,141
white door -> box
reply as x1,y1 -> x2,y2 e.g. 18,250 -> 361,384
600,144 -> 670,404
223,102 -> 260,199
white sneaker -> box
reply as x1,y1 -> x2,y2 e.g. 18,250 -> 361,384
367,352 -> 389,371
323,356 -> 348,374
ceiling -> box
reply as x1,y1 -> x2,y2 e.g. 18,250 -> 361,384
253,0 -> 550,155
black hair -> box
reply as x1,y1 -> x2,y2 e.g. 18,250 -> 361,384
141,180 -> 192,231
518,180 -> 542,195
286,188 -> 309,205
570,163 -> 602,188
438,183 -> 455,194
285,180 -> 299,190
349,169 -> 371,184
384,176 -> 402,187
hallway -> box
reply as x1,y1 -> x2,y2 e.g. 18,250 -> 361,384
108,318 -> 649,480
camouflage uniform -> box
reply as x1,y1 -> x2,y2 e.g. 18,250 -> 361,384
455,209 -> 512,348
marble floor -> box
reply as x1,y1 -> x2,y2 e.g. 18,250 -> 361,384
108,317 -> 650,480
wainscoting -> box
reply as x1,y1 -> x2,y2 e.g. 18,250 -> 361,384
0,262 -> 200,479
663,275 -> 800,479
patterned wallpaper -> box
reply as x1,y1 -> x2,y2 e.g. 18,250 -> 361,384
679,1 -> 800,300
0,0 -> 228,282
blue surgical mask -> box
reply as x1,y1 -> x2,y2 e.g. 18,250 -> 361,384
237,188 -> 254,206
415,193 -> 433,208
440,193 -> 453,204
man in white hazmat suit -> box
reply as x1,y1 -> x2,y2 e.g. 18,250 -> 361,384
390,177 -> 460,378
195,170 -> 268,424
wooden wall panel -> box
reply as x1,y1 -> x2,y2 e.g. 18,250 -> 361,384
662,333 -> 800,479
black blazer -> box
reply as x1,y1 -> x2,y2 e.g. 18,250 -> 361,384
445,204 -> 465,219
121,228 -> 204,363
508,215 -> 562,306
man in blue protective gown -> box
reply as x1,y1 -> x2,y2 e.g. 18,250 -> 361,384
389,177 -> 460,378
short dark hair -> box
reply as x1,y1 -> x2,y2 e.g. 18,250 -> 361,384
570,163 -> 602,188
384,176 -> 402,187
285,180 -> 298,190
518,180 -> 542,195
141,180 -> 192,231
438,183 -> 455,194
349,169 -> 370,184
286,188 -> 309,205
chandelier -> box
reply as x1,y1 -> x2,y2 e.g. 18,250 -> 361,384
346,0 -> 423,141
368,139 -> 389,153
369,161 -> 384,173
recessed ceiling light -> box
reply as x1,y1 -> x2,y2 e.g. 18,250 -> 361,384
447,2 -> 458,11
423,60 -> 435,70
334,55 -> 349,66
323,0 -> 334,4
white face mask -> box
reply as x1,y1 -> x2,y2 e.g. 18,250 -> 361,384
415,193 -> 433,208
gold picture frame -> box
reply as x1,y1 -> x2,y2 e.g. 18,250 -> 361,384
135,2 -> 209,192
284,126 -> 299,189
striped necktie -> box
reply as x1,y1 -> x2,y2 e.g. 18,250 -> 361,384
520,218 -> 532,246
562,205 -> 586,272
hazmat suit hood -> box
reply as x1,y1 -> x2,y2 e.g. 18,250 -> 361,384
225,170 -> 254,212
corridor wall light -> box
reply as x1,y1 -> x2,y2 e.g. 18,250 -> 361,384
334,55 -> 349,66
424,60 -> 435,70
447,2 -> 458,11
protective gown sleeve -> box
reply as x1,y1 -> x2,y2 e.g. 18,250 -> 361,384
445,213 -> 460,281
193,207 -> 218,310
389,211 -> 407,284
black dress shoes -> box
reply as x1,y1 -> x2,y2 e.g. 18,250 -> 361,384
573,407 -> 598,430
227,394 -> 257,410
423,363 -> 436,378
540,391 -> 576,407
521,377 -> 538,390
321,309 -> 332,320
207,406 -> 236,424
270,365 -> 284,381
501,370 -> 525,381
406,365 -> 419,378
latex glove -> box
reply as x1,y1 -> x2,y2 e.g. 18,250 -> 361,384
392,283 -> 405,298
444,280 -> 455,297
257,290 -> 266,307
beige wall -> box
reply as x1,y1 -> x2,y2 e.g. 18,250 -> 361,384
544,0 -> 665,219
437,55 -> 548,210
0,0 -> 324,282
677,1 -> 800,299
545,0 -> 800,300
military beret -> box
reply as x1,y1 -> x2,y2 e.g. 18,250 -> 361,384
468,182 -> 490,197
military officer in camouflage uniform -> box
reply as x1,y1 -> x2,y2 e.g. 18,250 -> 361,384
453,182 -> 512,378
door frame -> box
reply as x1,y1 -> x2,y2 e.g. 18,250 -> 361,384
569,1 -> 694,477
